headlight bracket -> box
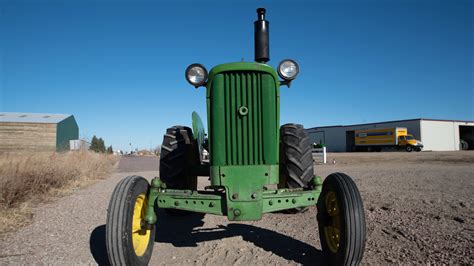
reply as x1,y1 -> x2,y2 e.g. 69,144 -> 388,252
280,79 -> 293,88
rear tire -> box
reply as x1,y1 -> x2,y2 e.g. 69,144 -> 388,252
106,176 -> 155,266
279,123 -> 314,213
317,173 -> 366,265
160,126 -> 199,215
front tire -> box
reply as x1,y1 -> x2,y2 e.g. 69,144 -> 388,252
106,176 -> 155,266
317,173 -> 366,265
405,145 -> 413,152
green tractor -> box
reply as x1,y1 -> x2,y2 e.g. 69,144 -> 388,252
106,8 -> 366,265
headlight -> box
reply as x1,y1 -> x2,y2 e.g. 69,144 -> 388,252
277,59 -> 299,80
185,63 -> 208,87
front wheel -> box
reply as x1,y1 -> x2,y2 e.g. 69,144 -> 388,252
405,145 -> 413,152
317,173 -> 366,265
106,176 -> 155,265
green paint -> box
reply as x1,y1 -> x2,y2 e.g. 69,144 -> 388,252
156,190 -> 225,215
144,177 -> 163,225
206,62 -> 280,168
262,189 -> 320,213
56,115 -> 79,151
192,111 -> 206,155
148,186 -> 320,222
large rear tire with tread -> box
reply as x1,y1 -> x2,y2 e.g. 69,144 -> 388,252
160,126 -> 198,190
106,175 -> 155,266
317,172 -> 366,265
279,123 -> 314,213
160,126 -> 199,215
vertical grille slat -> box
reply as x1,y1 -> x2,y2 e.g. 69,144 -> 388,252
241,73 -> 247,165
224,74 -> 231,164
236,73 -> 242,165
230,74 -> 237,164
245,73 -> 255,164
258,73 -> 263,164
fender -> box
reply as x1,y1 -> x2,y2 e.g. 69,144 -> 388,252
192,111 -> 206,156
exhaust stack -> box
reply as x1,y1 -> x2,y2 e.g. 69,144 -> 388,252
254,8 -> 270,63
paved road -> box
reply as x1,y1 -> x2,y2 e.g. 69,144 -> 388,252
117,156 -> 159,173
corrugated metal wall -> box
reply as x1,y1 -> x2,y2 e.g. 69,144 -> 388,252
0,122 -> 57,152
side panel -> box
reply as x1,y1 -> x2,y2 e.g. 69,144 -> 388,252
355,128 -> 398,146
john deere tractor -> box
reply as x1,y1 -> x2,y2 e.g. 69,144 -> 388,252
106,8 -> 366,265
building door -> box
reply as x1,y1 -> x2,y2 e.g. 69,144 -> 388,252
346,130 -> 355,152
459,125 -> 474,150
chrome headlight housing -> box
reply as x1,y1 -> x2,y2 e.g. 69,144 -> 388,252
277,59 -> 299,80
185,63 -> 208,87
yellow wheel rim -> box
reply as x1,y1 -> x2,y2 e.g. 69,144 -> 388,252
323,191 -> 341,253
132,193 -> 151,257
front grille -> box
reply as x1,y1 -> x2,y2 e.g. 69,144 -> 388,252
208,70 -> 278,166
222,72 -> 264,165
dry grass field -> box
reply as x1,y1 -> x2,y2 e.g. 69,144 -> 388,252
0,151 -> 117,234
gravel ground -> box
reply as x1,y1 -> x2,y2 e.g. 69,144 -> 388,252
0,152 -> 473,265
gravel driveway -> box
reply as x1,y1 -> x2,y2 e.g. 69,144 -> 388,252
1,152 -> 473,265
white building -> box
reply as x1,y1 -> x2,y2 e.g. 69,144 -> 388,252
307,118 -> 474,152
69,139 -> 91,151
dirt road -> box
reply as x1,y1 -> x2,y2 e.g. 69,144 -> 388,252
1,152 -> 473,265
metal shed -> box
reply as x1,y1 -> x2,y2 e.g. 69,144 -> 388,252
0,112 -> 79,152
307,118 -> 474,152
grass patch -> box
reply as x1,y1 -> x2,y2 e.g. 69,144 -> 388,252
0,151 -> 117,234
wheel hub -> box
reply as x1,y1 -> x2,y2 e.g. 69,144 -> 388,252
132,193 -> 151,256
323,191 -> 341,253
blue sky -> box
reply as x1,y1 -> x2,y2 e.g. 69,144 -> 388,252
1,0 -> 473,151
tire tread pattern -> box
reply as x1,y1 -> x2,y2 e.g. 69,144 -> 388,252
159,126 -> 198,190
317,172 -> 366,265
279,123 -> 314,189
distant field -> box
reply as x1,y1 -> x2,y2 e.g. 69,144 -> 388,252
0,151 -> 117,234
